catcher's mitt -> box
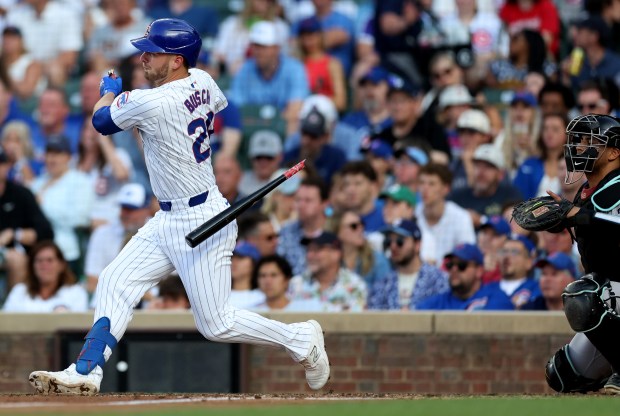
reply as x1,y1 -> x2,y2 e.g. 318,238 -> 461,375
511,196 -> 574,232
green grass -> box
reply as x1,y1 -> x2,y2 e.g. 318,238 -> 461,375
2,396 -> 619,416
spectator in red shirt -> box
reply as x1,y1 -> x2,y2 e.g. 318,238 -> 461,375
499,0 -> 560,57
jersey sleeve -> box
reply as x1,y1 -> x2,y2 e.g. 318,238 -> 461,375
109,89 -> 161,131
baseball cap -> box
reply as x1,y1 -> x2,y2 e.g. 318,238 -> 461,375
45,135 -> 71,153
439,84 -> 474,109
575,15 -> 611,44
270,168 -> 301,195
233,241 -> 261,261
300,94 -> 338,126
445,243 -> 484,266
301,107 -> 327,137
359,67 -> 390,85
511,91 -> 538,107
298,16 -> 322,34
381,219 -> 422,240
508,234 -> 536,255
2,26 -> 21,36
117,183 -> 150,209
457,109 -> 491,135
360,139 -> 393,160
479,215 -> 511,236
472,144 -> 505,170
300,231 -> 341,249
249,21 -> 280,46
387,76 -> 421,97
393,144 -> 429,166
380,184 -> 416,207
535,252 -> 577,278
248,130 -> 282,158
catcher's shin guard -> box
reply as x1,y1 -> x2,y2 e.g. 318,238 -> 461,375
546,345 -> 607,393
563,273 -> 620,371
76,317 -> 117,375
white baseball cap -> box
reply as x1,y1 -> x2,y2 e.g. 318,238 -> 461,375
248,130 -> 282,158
299,95 -> 338,125
457,109 -> 491,135
117,183 -> 150,209
249,21 -> 280,46
439,84 -> 474,109
472,144 -> 505,170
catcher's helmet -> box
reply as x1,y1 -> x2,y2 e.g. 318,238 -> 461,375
131,19 -> 202,67
564,114 -> 620,183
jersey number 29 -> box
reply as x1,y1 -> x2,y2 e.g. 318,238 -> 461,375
188,112 -> 214,163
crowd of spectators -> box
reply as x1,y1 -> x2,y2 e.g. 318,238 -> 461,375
1,0 -> 619,313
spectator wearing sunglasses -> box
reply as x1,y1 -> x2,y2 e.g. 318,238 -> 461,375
238,211 -> 279,257
239,130 -> 283,196
367,219 -> 448,310
327,209 -> 392,289
575,80 -> 615,117
417,243 -> 514,310
288,231 -> 367,311
484,235 -> 541,309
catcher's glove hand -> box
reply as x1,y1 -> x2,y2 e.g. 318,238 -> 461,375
511,196 -> 574,232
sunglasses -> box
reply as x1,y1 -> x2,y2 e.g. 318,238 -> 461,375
432,67 -> 453,80
346,222 -> 363,231
383,236 -> 405,249
446,260 -> 469,272
577,101 -> 606,112
253,155 -> 276,161
265,233 -> 279,241
457,128 -> 480,136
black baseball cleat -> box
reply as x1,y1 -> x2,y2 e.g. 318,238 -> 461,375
604,373 -> 620,394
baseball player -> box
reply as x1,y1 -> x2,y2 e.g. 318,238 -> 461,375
543,114 -> 620,394
29,18 -> 329,395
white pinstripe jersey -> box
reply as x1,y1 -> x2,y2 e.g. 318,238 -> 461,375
110,68 -> 227,201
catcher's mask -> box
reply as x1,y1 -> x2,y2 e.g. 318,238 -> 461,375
564,114 -> 620,184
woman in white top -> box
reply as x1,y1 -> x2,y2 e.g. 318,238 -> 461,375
212,0 -> 290,75
3,241 -> 88,312
77,119 -> 133,229
0,26 -> 45,100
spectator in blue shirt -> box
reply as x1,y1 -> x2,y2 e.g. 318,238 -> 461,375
230,21 -> 310,135
522,252 -> 577,311
484,235 -> 541,309
338,160 -> 386,233
567,15 -> 620,90
367,219 -> 448,310
417,243 -> 515,310
148,0 -> 219,38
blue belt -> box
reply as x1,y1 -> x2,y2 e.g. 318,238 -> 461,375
159,191 -> 208,211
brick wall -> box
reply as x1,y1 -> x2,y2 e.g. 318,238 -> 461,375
0,312 -> 575,394
246,333 -> 573,394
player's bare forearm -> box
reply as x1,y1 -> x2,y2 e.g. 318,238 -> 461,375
93,93 -> 115,113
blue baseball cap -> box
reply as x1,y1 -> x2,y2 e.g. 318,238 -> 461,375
359,66 -> 390,85
480,215 -> 511,236
535,252 -> 577,278
45,135 -> 72,153
361,139 -> 393,159
233,241 -> 261,261
445,243 -> 484,265
394,145 -> 429,166
508,234 -> 536,255
381,219 -> 422,240
298,16 -> 322,34
300,231 -> 341,249
511,91 -> 537,107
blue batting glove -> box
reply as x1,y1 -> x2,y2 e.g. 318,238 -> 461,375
99,76 -> 123,98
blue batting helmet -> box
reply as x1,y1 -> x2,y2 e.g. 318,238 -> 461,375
130,18 -> 202,67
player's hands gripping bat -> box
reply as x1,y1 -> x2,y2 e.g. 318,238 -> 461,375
185,160 -> 306,248
100,69 -> 123,98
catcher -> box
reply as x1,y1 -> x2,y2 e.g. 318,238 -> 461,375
512,114 -> 620,394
